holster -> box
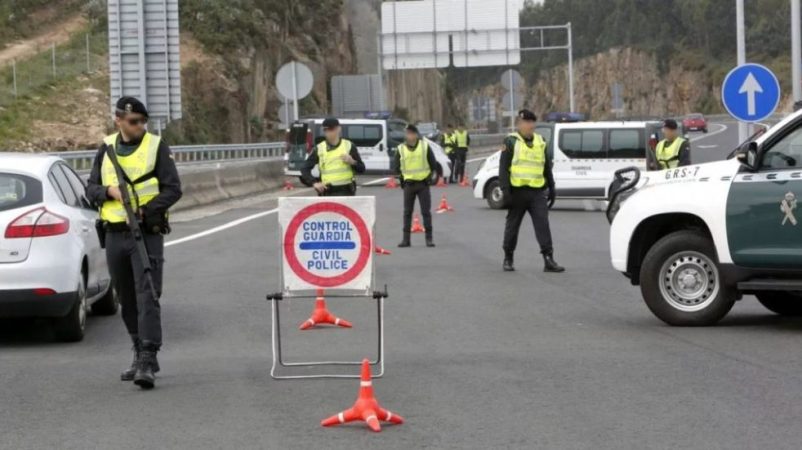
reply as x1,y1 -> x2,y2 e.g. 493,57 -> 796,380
95,220 -> 107,249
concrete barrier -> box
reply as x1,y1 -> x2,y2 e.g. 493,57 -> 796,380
173,158 -> 285,211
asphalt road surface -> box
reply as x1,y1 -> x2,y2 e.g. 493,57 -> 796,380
3,121 -> 802,450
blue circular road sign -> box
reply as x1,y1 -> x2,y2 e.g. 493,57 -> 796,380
721,63 -> 781,123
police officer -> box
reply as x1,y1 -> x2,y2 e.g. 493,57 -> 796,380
653,119 -> 691,170
453,124 -> 470,183
441,124 -> 456,183
500,110 -> 564,273
301,117 -> 366,196
86,97 -> 182,389
394,124 -> 442,248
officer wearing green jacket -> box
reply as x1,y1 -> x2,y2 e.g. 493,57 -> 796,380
499,110 -> 564,273
301,117 -> 366,196
394,124 -> 442,248
441,124 -> 456,183
86,97 -> 183,389
653,119 -> 691,170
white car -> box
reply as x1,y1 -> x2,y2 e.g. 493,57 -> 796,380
284,118 -> 451,184
472,121 -> 663,208
0,154 -> 116,341
608,112 -> 802,326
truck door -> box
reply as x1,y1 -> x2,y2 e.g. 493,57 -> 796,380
727,123 -> 802,268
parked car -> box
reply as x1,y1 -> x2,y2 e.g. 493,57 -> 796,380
284,118 -> 451,184
682,113 -> 708,133
0,154 -> 116,341
473,120 -> 664,209
416,122 -> 440,141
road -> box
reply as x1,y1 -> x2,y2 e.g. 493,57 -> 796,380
3,120 -> 802,449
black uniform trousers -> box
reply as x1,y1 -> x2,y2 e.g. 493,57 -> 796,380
502,187 -> 554,255
319,183 -> 356,197
402,180 -> 432,237
106,230 -> 164,347
447,152 -> 457,183
454,148 -> 468,182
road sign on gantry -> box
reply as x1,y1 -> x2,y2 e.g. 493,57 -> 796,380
279,197 -> 375,293
722,63 -> 781,123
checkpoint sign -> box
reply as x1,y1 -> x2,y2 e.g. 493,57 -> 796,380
722,63 -> 781,123
279,197 -> 375,291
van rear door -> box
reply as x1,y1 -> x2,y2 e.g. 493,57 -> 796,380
286,122 -> 311,171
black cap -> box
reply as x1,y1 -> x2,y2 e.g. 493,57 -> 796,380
662,119 -> 678,130
517,109 -> 537,122
405,124 -> 419,133
115,96 -> 149,118
322,117 -> 340,129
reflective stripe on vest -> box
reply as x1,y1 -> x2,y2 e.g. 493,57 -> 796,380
509,132 -> 546,188
454,130 -> 469,148
399,140 -> 432,181
444,133 -> 455,154
318,139 -> 355,186
100,132 -> 161,223
656,137 -> 685,169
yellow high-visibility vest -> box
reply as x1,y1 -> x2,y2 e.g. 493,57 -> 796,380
399,140 -> 432,181
655,137 -> 685,169
443,133 -> 455,154
318,139 -> 355,186
454,130 -> 469,148
509,132 -> 546,188
100,132 -> 160,223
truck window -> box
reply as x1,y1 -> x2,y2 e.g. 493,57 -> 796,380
608,129 -> 644,159
762,125 -> 802,169
560,129 -> 606,159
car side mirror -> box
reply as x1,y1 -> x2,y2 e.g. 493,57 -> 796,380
736,142 -> 759,171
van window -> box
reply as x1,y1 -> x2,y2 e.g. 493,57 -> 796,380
560,129 -> 605,159
344,124 -> 382,147
608,129 -> 644,158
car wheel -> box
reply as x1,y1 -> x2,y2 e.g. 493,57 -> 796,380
91,285 -> 118,316
756,291 -> 802,316
640,230 -> 735,326
485,179 -> 506,209
298,176 -> 313,188
53,275 -> 87,342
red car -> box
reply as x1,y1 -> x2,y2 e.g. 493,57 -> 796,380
682,113 -> 708,133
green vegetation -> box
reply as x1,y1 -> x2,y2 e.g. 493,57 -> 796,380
0,0 -> 86,46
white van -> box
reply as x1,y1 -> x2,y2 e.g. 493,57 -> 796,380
472,121 -> 664,208
284,118 -> 451,185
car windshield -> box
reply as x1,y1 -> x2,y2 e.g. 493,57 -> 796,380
0,173 -> 43,212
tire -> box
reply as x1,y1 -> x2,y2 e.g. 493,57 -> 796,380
485,179 -> 506,210
53,275 -> 87,342
298,176 -> 313,188
91,286 -> 118,316
639,230 -> 735,326
756,291 -> 802,316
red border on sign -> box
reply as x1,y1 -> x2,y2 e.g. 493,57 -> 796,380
284,202 -> 372,288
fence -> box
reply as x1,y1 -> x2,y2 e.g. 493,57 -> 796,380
0,32 -> 106,107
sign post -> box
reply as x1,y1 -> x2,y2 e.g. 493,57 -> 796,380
268,197 -> 386,379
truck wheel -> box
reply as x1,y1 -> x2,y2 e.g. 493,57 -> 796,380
91,286 -> 118,316
485,180 -> 506,210
756,291 -> 802,316
298,176 -> 313,188
53,276 -> 87,342
640,231 -> 735,326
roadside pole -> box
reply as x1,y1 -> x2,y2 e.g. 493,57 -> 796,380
736,0 -> 748,142
567,22 -> 575,113
792,0 -> 802,104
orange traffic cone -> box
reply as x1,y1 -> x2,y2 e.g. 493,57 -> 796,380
283,179 -> 295,190
435,176 -> 447,187
458,169 -> 471,187
321,359 -> 404,432
410,214 -> 425,233
384,177 -> 399,189
299,289 -> 353,330
435,194 -> 454,213
375,245 -> 392,255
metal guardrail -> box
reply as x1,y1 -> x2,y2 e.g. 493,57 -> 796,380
57,142 -> 286,171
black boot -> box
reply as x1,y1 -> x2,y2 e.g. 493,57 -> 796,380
398,233 -> 411,248
121,336 -> 140,381
543,253 -> 565,273
134,342 -> 159,389
426,234 -> 435,247
503,252 -> 515,272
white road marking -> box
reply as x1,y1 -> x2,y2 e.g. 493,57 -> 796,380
165,208 -> 278,247
688,123 -> 728,143
697,145 -> 717,149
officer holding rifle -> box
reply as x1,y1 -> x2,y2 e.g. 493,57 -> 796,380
86,97 -> 182,390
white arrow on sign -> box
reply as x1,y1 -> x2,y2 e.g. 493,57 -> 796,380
738,72 -> 763,116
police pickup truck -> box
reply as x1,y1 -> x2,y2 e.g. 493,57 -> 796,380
608,111 -> 802,326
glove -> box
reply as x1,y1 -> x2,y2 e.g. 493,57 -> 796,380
547,186 -> 556,209
141,206 -> 169,235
